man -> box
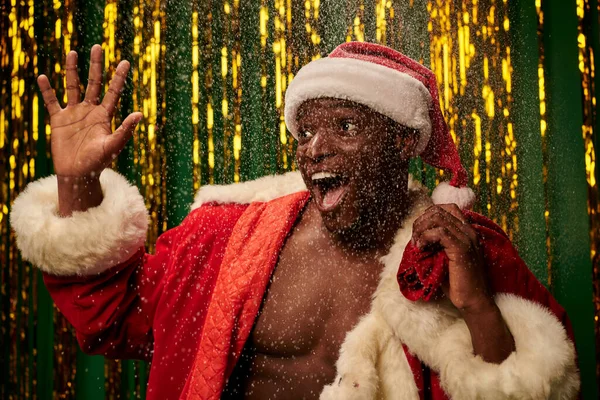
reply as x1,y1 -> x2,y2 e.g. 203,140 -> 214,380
11,42 -> 579,399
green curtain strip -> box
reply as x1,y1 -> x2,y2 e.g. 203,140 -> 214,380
211,0 -> 226,185
165,0 -> 194,228
239,0 -> 263,182
542,0 -> 597,398
508,0 -> 548,282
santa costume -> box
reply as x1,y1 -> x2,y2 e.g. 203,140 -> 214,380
10,42 -> 579,399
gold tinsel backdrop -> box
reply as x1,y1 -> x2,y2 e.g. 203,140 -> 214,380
1,0 -> 599,398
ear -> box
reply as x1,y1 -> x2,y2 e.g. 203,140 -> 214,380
394,128 -> 419,160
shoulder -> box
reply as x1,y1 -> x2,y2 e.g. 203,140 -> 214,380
190,171 -> 306,210
181,171 -> 308,235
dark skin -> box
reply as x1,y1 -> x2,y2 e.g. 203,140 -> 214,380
224,99 -> 417,398
225,98 -> 515,398
42,47 -> 515,399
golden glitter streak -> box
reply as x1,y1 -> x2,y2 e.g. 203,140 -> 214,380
219,0 -> 243,183
575,0 -> 600,378
304,0 -> 321,59
273,0 -> 294,170
535,0 -> 553,287
191,10 -> 203,188
103,1 -> 118,134
131,1 -> 168,244
348,0 -> 366,42
428,0 -> 517,235
576,0 -> 596,192
231,0 -> 243,182
375,0 -> 389,44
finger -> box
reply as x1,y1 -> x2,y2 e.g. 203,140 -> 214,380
413,204 -> 445,228
413,206 -> 463,237
413,210 -> 471,249
413,206 -> 475,243
437,204 -> 478,242
415,226 -> 467,253
415,222 -> 471,253
101,60 -> 130,116
65,51 -> 81,106
84,44 -> 103,104
103,112 -> 142,158
37,75 -> 62,116
438,204 -> 467,223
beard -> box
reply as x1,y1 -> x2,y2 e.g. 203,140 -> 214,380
322,175 -> 409,250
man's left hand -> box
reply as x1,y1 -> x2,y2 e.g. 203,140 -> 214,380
411,203 -> 493,313
411,204 -> 515,363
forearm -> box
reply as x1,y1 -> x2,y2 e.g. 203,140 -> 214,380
462,299 -> 515,364
57,174 -> 103,217
13,168 -> 155,359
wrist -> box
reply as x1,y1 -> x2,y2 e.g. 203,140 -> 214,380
460,298 -> 516,363
56,170 -> 102,183
459,295 -> 497,318
57,173 -> 104,217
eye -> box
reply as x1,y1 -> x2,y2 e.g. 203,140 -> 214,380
341,120 -> 357,133
298,130 -> 314,141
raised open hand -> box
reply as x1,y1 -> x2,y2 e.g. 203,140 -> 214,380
38,44 -> 142,178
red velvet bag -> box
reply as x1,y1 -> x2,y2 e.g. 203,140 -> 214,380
398,210 -> 558,304
397,210 -> 578,400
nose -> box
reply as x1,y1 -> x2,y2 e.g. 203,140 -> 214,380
305,130 -> 334,162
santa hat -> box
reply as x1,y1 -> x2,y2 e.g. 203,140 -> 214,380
284,42 -> 475,209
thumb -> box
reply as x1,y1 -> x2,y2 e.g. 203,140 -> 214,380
104,112 -> 142,159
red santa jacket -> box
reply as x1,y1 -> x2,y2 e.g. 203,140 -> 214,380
10,169 -> 580,399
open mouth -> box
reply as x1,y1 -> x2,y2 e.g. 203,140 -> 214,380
311,172 -> 350,212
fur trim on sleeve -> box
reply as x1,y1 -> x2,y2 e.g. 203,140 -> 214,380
433,293 -> 580,400
10,169 -> 148,276
325,178 -> 579,399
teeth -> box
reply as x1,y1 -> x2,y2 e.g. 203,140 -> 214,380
311,172 -> 339,181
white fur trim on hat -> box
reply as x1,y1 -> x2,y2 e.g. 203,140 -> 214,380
10,169 -> 148,276
431,181 -> 476,209
284,57 -> 433,155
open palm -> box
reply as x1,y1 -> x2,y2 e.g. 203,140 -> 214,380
38,45 -> 141,178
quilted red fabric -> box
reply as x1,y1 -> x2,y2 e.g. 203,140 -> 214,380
42,195 -> 575,400
181,191 -> 310,399
44,201 -> 251,399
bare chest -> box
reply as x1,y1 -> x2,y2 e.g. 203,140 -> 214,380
224,207 -> 384,399
252,237 -> 380,358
